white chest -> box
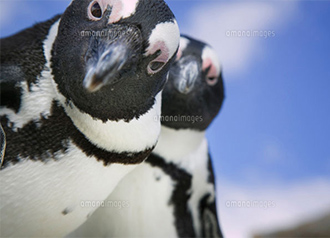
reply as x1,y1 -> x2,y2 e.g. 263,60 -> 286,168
68,161 -> 178,238
0,142 -> 137,237
68,128 -> 215,237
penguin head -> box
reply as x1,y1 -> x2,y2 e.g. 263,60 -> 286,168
51,0 -> 180,122
161,35 -> 225,131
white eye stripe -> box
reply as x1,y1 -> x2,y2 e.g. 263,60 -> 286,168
145,20 -> 180,64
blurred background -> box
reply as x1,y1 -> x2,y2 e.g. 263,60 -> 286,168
1,0 -> 329,237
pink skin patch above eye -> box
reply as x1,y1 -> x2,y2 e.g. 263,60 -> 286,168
146,41 -> 169,61
107,0 -> 139,23
203,58 -> 218,85
176,47 -> 183,61
146,41 -> 170,74
107,0 -> 123,23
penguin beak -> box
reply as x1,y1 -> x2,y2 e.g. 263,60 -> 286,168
83,25 -> 142,93
83,43 -> 129,92
172,56 -> 200,94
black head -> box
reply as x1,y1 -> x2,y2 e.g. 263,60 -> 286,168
51,0 -> 180,122
161,35 -> 225,131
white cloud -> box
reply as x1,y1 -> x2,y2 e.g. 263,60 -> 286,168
256,138 -> 297,166
182,2 -> 299,75
216,178 -> 330,237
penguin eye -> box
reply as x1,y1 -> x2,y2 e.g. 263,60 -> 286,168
88,1 -> 103,20
206,76 -> 218,86
91,3 -> 102,18
147,50 -> 167,75
149,61 -> 165,72
203,59 -> 219,86
205,67 -> 218,86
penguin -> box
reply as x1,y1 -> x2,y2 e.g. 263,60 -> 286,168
68,35 -> 225,238
0,0 -> 180,237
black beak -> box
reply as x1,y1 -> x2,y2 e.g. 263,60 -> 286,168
83,43 -> 129,92
83,25 -> 142,92
172,56 -> 200,94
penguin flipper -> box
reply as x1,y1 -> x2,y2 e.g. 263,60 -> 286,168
0,15 -> 60,111
0,14 -> 61,84
201,199 -> 224,238
0,124 -> 6,167
0,45 -> 28,113
0,64 -> 25,83
0,68 -> 24,113
200,154 -> 224,238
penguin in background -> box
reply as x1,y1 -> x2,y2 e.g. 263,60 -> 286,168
68,35 -> 225,238
0,0 -> 180,237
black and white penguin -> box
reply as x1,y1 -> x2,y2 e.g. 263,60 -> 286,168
0,0 -> 179,237
68,35 -> 225,237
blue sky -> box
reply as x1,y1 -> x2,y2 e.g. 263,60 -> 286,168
170,1 -> 330,183
1,1 -> 330,236
169,1 -> 330,185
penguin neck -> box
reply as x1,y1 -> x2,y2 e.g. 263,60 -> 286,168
58,93 -> 161,154
152,126 -> 206,164
44,19 -> 161,154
